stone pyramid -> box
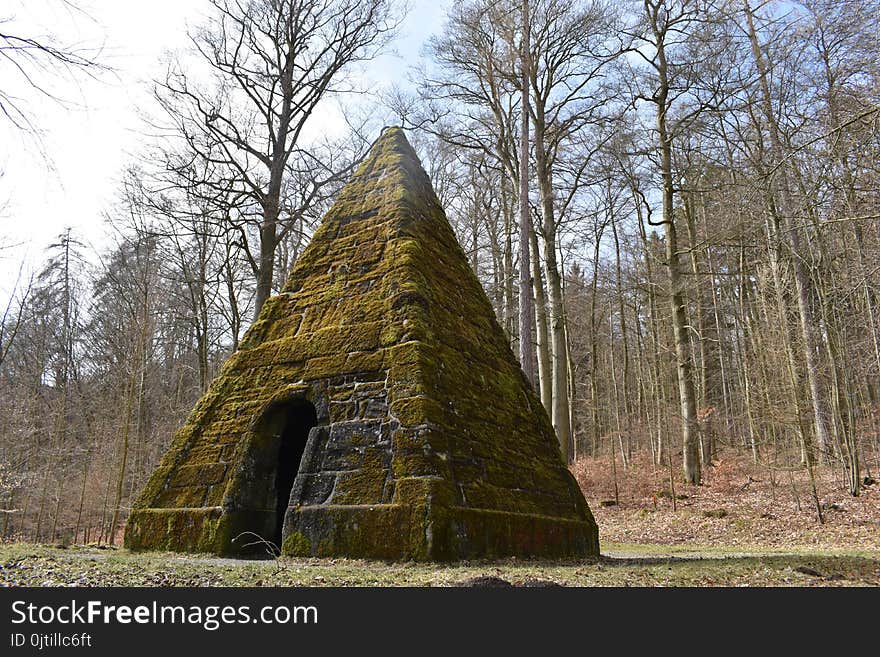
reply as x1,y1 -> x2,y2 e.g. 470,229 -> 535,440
125,127 -> 599,560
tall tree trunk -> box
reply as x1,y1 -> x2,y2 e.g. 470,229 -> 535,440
517,0 -> 536,386
663,170 -> 700,483
588,227 -> 604,458
533,109 -> 571,460
502,175 -> 516,339
743,0 -> 834,461
564,307 -> 577,462
655,42 -> 701,483
108,264 -> 151,544
634,196 -> 665,466
684,192 -> 716,464
253,203 -> 279,320
531,229 -> 552,411
737,244 -> 761,464
611,210 -> 632,464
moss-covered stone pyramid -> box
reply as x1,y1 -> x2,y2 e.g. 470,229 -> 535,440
125,127 -> 599,560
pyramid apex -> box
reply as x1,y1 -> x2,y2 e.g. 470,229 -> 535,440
367,125 -> 417,160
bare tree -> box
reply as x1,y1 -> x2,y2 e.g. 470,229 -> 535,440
525,0 -> 620,460
518,0 -> 537,387
623,0 -> 735,484
419,0 -> 526,361
0,265 -> 33,369
154,0 -> 401,319
0,1 -> 107,142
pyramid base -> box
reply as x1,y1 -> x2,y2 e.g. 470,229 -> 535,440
125,507 -> 288,556
125,507 -> 229,554
125,504 -> 599,561
283,504 -> 598,561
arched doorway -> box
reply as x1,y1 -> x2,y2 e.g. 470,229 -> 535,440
227,396 -> 318,556
272,400 -> 317,547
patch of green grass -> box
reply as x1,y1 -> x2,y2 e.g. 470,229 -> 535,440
1,543 -> 877,587
601,541 -> 880,560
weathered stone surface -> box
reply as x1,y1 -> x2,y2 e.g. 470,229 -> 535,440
124,127 -> 599,560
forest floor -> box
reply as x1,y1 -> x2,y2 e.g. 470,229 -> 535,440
572,452 -> 880,553
1,455 -> 878,587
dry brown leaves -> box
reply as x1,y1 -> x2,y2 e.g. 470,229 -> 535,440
571,452 -> 880,551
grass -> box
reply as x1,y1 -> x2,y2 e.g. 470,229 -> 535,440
3,455 -> 877,587
0,542 -> 877,587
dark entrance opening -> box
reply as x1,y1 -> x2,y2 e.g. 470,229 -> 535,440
272,399 -> 317,548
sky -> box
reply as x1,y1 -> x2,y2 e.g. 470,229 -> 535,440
0,0 -> 450,300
